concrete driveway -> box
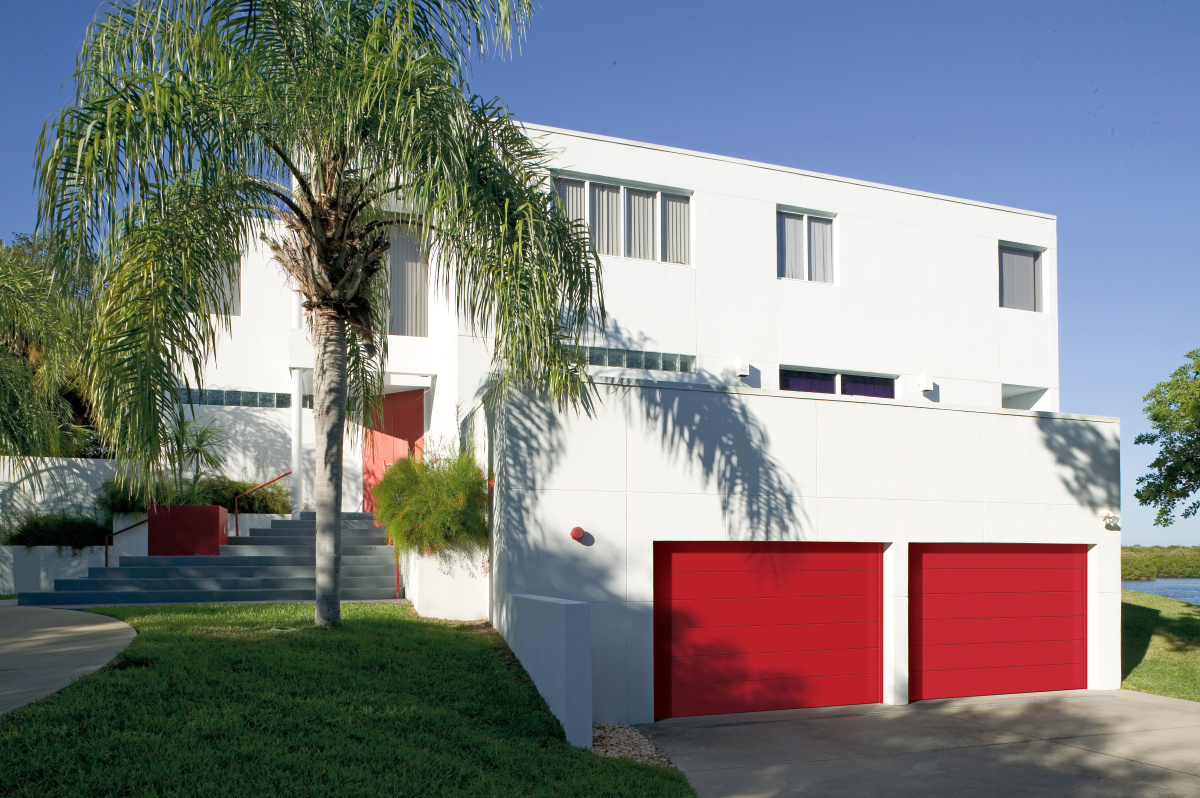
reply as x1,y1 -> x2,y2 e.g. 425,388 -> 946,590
643,690 -> 1200,797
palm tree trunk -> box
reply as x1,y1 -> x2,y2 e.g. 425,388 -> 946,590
312,307 -> 348,626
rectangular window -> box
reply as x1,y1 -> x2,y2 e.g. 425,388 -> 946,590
554,177 -> 586,222
662,194 -> 690,264
841,374 -> 895,398
590,183 -> 621,255
999,246 -> 1041,312
556,174 -> 690,264
780,369 -> 836,394
389,225 -> 429,337
625,188 -> 657,260
777,211 -> 834,283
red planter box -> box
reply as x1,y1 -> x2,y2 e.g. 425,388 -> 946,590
147,505 -> 228,556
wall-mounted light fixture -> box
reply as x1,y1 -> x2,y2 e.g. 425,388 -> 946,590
570,526 -> 585,542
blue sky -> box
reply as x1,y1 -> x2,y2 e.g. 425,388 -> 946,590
2,1 -> 1198,544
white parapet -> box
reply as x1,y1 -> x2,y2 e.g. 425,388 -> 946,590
506,594 -> 593,749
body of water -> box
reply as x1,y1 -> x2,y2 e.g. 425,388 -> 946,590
1122,578 -> 1200,605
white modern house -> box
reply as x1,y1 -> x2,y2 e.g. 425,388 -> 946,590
68,126 -> 1122,743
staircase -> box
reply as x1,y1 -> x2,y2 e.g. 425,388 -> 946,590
17,512 -> 401,606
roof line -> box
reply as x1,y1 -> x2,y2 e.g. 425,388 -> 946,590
524,123 -> 1057,221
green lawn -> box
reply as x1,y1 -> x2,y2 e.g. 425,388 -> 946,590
0,602 -> 693,798
1122,589 -> 1200,702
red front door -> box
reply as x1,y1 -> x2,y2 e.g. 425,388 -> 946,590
654,541 -> 883,719
362,391 -> 424,512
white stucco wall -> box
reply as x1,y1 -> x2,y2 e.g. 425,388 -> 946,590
531,125 -> 1060,411
490,380 -> 1121,725
403,549 -> 489,621
0,457 -> 115,525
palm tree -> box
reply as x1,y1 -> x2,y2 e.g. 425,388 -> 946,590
37,0 -> 603,625
0,236 -> 91,461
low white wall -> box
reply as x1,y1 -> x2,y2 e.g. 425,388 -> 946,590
0,457 -> 115,523
1,522 -> 148,594
404,549 -> 489,620
506,594 -> 592,748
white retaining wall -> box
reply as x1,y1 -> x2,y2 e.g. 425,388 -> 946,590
506,594 -> 593,748
0,457 -> 115,524
0,524 -> 148,594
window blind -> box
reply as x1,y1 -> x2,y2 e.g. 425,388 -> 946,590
777,212 -> 805,279
388,225 -> 429,337
808,217 -> 833,283
625,188 -> 656,260
590,183 -> 621,255
554,177 -> 586,222
662,194 -> 690,264
999,247 -> 1039,311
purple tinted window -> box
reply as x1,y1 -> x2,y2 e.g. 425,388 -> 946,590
841,374 -> 894,398
780,369 -> 836,394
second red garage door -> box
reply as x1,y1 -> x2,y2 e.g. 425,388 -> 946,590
654,541 -> 882,719
909,543 -> 1087,701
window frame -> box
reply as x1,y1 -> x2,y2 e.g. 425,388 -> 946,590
998,244 -> 1043,313
777,208 -> 836,284
552,172 -> 693,266
779,366 -> 896,399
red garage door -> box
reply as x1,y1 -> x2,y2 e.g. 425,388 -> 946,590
909,544 -> 1087,701
654,541 -> 882,720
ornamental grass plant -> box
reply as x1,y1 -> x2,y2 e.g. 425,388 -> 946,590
371,442 -> 489,563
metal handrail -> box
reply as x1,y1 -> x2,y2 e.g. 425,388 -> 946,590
105,517 -> 148,567
233,471 -> 293,536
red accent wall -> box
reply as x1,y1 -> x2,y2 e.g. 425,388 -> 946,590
362,391 -> 424,512
909,543 -> 1088,701
654,541 -> 883,720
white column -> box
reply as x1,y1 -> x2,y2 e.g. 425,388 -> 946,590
291,367 -> 305,517
882,541 -> 910,705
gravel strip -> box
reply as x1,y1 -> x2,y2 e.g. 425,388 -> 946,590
592,723 -> 675,768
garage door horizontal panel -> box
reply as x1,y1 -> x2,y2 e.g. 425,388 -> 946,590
656,569 -> 879,601
911,616 -> 1086,646
664,673 -> 880,717
910,663 -> 1086,701
912,639 -> 1085,671
912,591 -> 1085,620
656,546 -> 882,574
657,595 -> 880,629
658,622 -> 880,656
661,647 -> 880,686
911,568 -> 1086,595
912,545 -> 1086,571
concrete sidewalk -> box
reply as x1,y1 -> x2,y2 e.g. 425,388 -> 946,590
645,690 -> 1200,797
0,605 -> 135,715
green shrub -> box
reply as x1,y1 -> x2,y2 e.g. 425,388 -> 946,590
3,513 -> 109,551
371,442 -> 488,561
95,480 -> 147,515
199,475 -> 291,514
1122,546 -> 1200,580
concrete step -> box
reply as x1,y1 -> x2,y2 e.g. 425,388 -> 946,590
87,564 -> 396,579
18,586 -> 401,606
267,519 -> 379,530
54,576 -> 391,591
228,534 -> 388,546
248,527 -> 385,538
117,554 -> 395,568
219,544 -> 392,557
299,511 -> 375,521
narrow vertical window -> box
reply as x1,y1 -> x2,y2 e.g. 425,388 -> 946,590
777,212 -> 805,279
625,188 -> 656,260
999,246 -> 1040,312
590,183 -> 621,255
554,177 -> 586,222
662,194 -> 690,265
808,216 -> 833,283
389,225 -> 428,337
